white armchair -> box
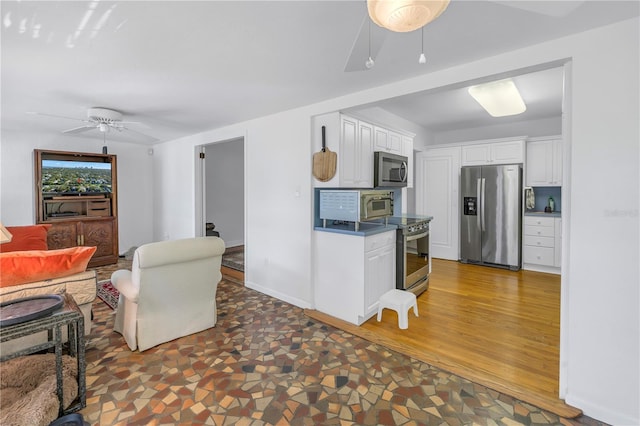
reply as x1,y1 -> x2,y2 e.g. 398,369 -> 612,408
111,237 -> 225,352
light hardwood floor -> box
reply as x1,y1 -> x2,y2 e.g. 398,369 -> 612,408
306,258 -> 582,418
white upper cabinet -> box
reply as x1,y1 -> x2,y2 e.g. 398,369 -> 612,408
340,115 -> 374,188
387,131 -> 403,154
374,127 -> 402,154
461,140 -> 524,166
374,126 -> 388,151
312,112 -> 413,188
526,138 -> 563,186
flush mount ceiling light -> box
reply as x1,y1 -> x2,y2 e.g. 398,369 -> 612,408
367,0 -> 450,32
468,79 -> 527,117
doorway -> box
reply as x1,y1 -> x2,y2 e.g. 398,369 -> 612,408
197,137 -> 245,274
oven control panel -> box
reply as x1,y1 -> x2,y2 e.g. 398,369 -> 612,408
406,221 -> 429,235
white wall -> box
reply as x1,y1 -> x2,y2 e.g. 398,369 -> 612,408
152,108 -> 315,309
432,116 -> 562,145
205,139 -> 244,247
0,132 -> 154,254
563,18 -> 639,424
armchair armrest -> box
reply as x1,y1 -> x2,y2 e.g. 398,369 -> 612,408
111,270 -> 139,302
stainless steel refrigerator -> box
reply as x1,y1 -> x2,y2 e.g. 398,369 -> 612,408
460,164 -> 522,270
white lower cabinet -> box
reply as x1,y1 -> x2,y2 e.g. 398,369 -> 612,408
523,215 -> 561,273
314,230 -> 396,325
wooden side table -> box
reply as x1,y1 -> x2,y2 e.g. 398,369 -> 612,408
0,292 -> 86,416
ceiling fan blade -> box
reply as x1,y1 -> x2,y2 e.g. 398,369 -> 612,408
121,126 -> 157,141
62,125 -> 96,134
489,0 -> 585,17
118,120 -> 151,129
27,111 -> 89,123
344,15 -> 388,72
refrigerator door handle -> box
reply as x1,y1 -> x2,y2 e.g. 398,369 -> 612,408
476,178 -> 482,231
481,178 -> 486,232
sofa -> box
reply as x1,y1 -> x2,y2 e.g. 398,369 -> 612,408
112,237 -> 225,352
0,224 -> 97,356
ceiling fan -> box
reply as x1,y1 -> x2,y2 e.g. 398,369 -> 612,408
344,0 -> 585,72
28,107 -> 152,138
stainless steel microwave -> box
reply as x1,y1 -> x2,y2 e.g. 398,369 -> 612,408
374,151 -> 408,188
319,189 -> 394,224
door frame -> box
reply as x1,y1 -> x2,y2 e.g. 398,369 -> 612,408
194,135 -> 247,247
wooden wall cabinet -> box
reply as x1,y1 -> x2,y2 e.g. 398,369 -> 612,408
34,149 -> 119,267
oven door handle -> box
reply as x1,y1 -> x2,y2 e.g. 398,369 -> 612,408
406,231 -> 429,242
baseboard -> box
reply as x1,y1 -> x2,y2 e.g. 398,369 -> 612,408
565,394 -> 638,425
522,263 -> 561,275
245,280 -> 312,310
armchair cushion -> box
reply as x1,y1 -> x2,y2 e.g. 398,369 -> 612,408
0,246 -> 97,288
0,224 -> 51,253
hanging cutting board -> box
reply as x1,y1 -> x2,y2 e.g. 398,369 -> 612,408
312,125 -> 337,182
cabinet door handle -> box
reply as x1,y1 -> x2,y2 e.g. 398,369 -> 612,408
81,235 -> 85,246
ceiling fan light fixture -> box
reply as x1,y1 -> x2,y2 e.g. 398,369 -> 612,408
88,107 -> 122,122
367,0 -> 450,33
468,79 -> 527,117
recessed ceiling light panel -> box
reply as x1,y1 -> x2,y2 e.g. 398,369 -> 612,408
468,79 -> 527,117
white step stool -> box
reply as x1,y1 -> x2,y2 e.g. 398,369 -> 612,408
377,289 -> 418,329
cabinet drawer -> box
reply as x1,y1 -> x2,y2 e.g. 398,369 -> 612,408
524,224 -> 555,238
88,200 -> 111,217
524,235 -> 555,248
523,246 -> 555,266
524,216 -> 554,227
365,231 -> 395,252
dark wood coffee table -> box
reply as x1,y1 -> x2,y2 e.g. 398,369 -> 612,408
0,292 -> 86,416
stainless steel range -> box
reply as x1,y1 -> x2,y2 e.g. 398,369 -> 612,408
388,216 -> 432,297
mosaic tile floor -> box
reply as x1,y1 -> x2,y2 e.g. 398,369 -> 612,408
79,266 -> 607,426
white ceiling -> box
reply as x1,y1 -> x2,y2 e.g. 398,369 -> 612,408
1,1 -> 638,145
